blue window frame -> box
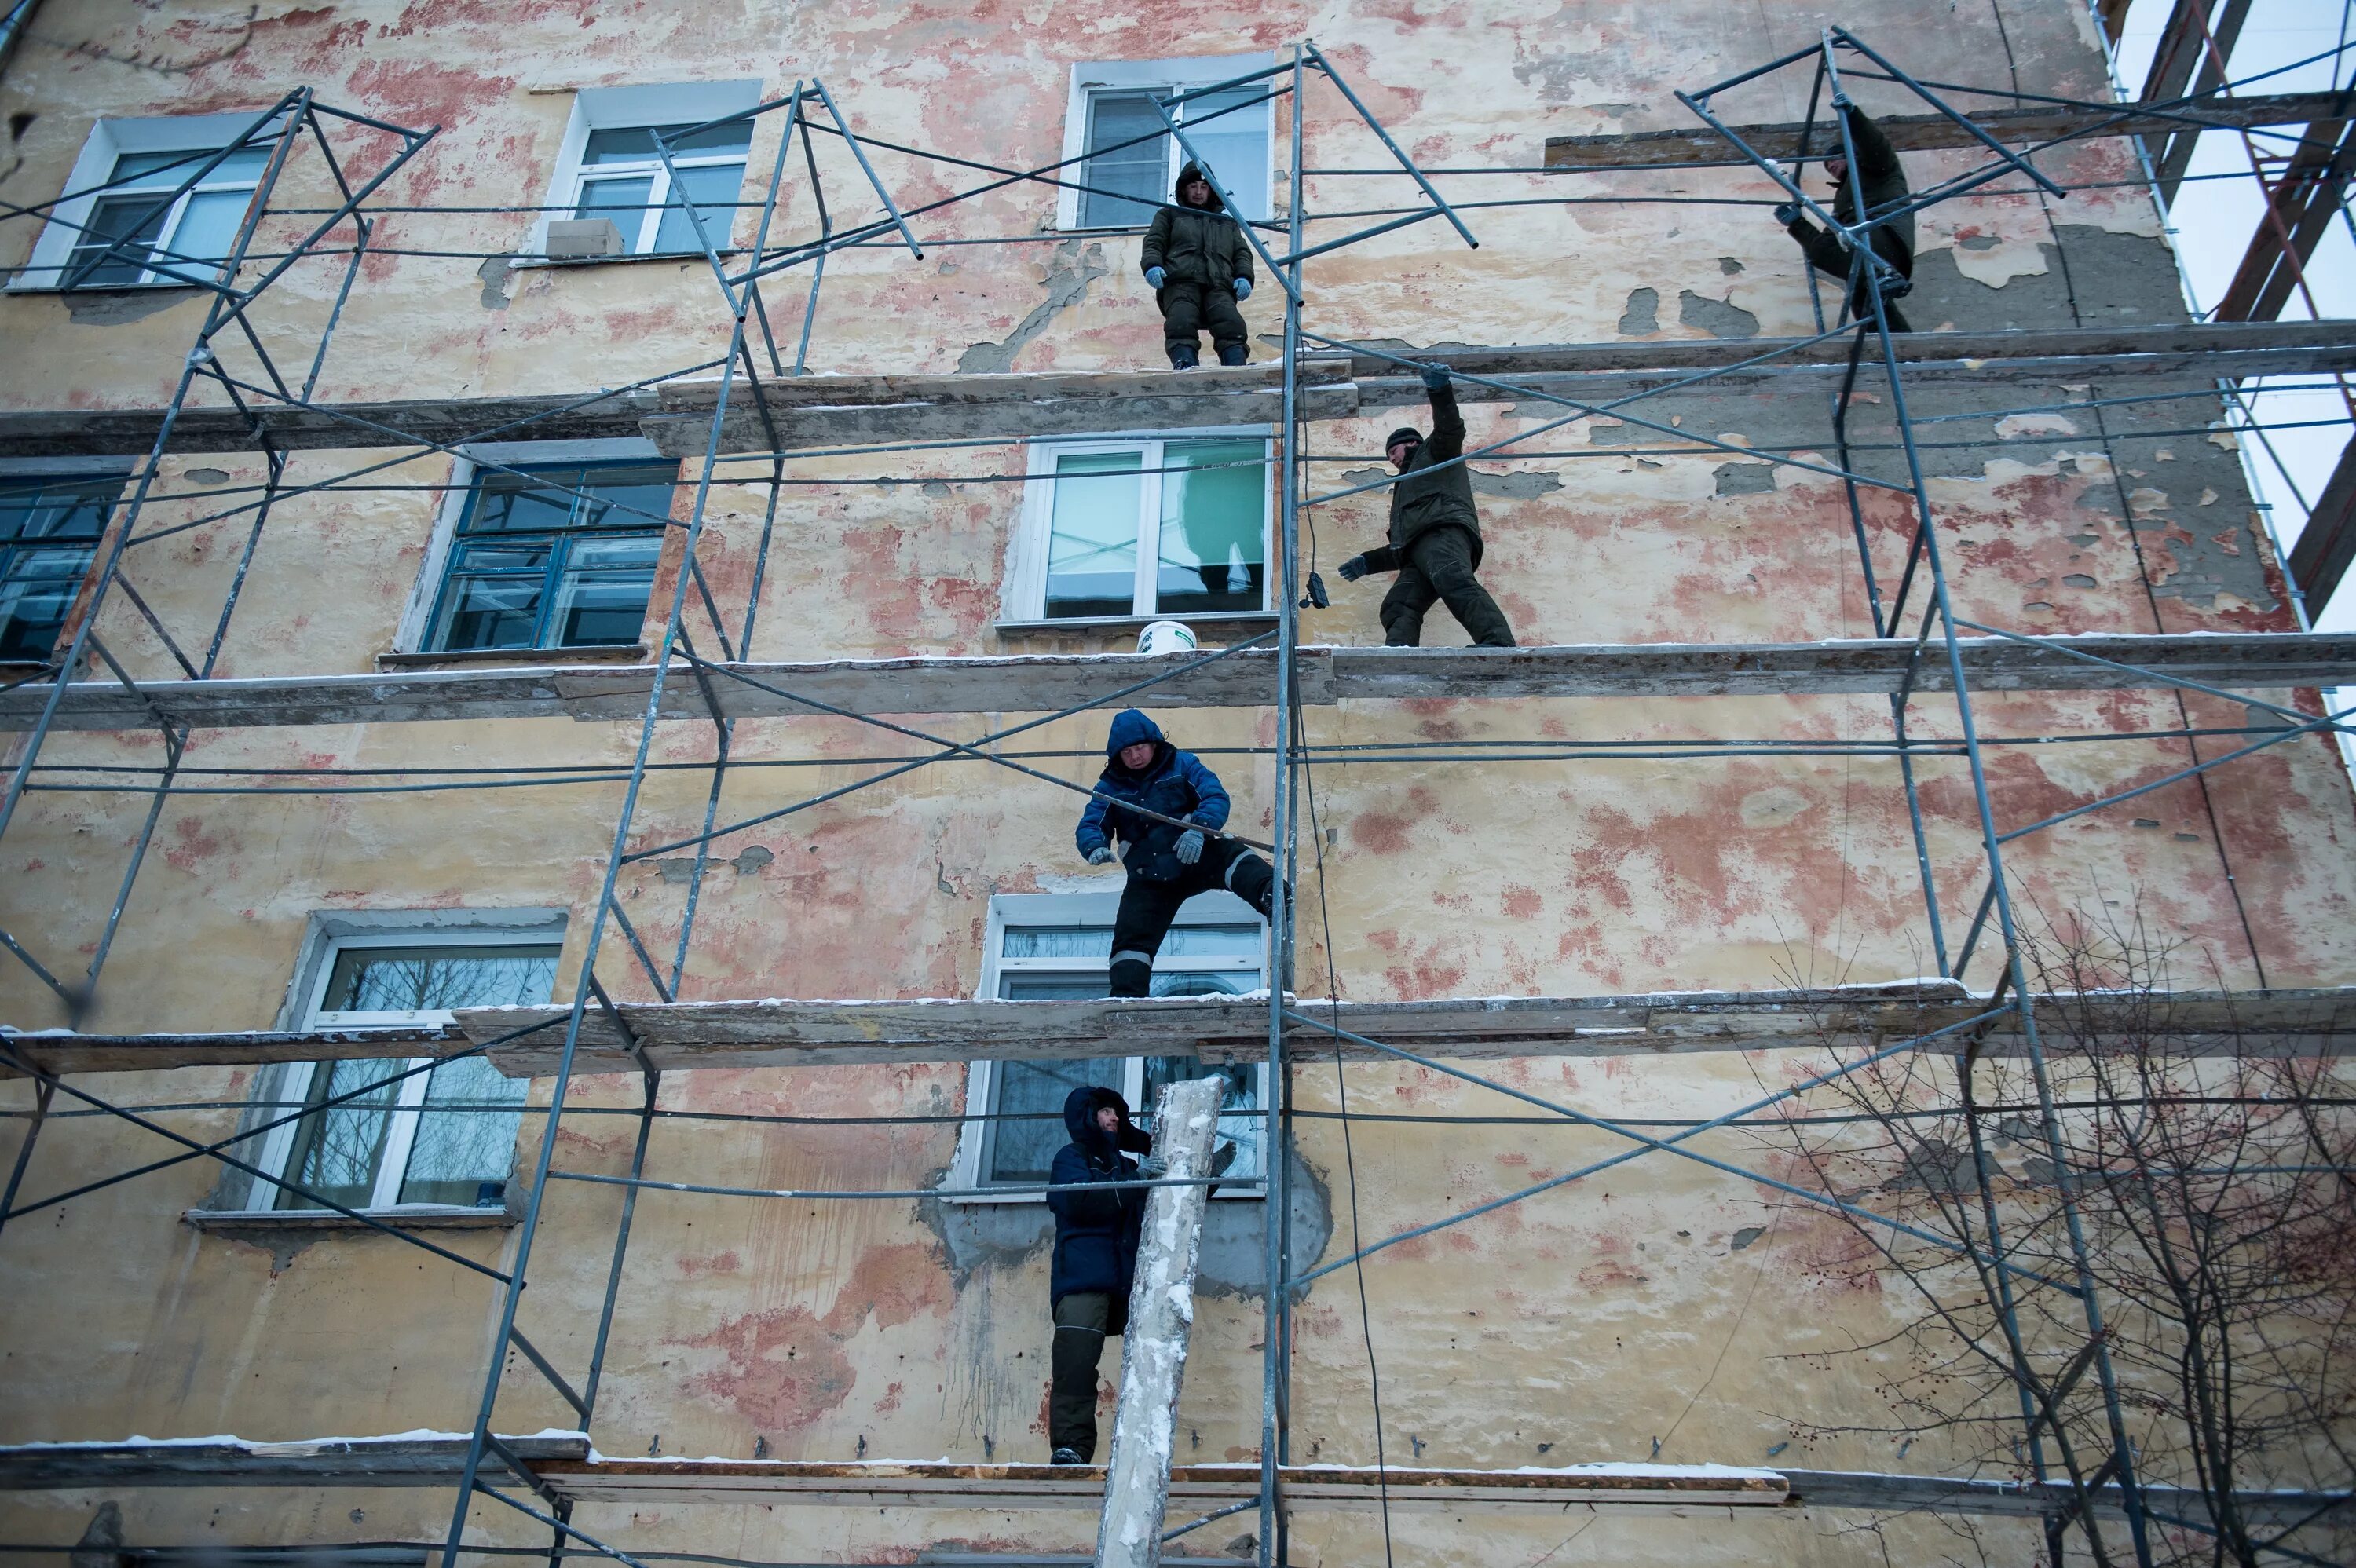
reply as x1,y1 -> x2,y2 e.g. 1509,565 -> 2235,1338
0,473 -> 123,662
423,462 -> 676,654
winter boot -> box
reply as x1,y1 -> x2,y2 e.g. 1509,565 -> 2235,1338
1168,343 -> 1201,371
1216,342 -> 1249,367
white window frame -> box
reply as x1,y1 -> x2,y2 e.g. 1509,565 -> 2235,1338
11,111 -> 287,292
948,890 -> 1269,1204
231,912 -> 567,1216
1056,54 -> 1278,232
527,80 -> 763,260
1002,426 -> 1274,627
393,437 -> 670,653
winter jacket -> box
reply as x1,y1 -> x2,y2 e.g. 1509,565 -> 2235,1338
1046,1084 -> 1154,1307
1353,384 -> 1480,575
1074,709 -> 1233,883
1786,104 -> 1915,277
1140,163 -> 1256,293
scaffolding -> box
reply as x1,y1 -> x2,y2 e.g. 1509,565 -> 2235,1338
2,17 -> 2354,1568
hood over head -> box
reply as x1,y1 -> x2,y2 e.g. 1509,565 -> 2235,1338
1063,1084 -> 1142,1151
1173,161 -> 1225,211
1106,708 -> 1166,764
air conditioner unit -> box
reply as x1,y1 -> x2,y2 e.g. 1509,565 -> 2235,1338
543,218 -> 625,260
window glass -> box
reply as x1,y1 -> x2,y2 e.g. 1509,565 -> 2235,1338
1176,87 -> 1269,222
426,462 -> 675,652
983,1055 -> 1129,1185
1081,90 -> 1172,228
273,938 -> 559,1212
64,144 -> 271,289
1141,1057 -> 1263,1182
398,1057 -> 529,1208
1155,439 -> 1267,615
0,475 -> 119,662
1044,451 -> 1143,619
568,119 -> 752,256
654,160 -> 751,254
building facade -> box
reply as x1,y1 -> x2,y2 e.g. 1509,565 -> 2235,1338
2,1 -> 2351,1564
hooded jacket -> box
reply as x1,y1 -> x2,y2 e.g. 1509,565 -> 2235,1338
1046,1084 -> 1154,1306
1074,710 -> 1232,883
1140,163 -> 1256,293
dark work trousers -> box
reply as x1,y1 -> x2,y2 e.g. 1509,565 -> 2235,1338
1796,225 -> 1914,334
1050,1289 -> 1121,1460
1110,836 -> 1275,997
1379,524 -> 1516,648
1158,282 -> 1248,367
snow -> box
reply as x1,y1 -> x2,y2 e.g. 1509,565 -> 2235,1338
0,1428 -> 586,1453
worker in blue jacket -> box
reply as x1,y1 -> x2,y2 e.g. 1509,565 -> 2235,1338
1044,1084 -> 1151,1464
1075,709 -> 1277,997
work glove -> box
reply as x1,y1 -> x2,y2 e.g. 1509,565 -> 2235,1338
1232,277 -> 1253,301
1144,265 -> 1167,289
1086,844 -> 1115,866
1420,364 -> 1450,392
1773,202 -> 1801,227
1337,554 -> 1370,583
1137,1155 -> 1169,1179
1174,828 -> 1205,865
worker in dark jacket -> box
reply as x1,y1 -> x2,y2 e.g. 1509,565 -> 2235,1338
1776,102 -> 1914,332
1044,1083 -> 1152,1464
1140,162 -> 1255,369
1076,708 -> 1276,996
1336,367 -> 1516,648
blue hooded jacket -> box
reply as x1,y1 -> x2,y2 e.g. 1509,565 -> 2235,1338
1074,711 -> 1231,883
1045,1084 -> 1153,1307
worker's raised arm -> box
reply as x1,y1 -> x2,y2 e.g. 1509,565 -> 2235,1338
1840,103 -> 1901,185
1777,203 -> 1852,276
1422,370 -> 1465,462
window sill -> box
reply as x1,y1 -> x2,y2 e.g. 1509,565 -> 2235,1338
511,250 -> 743,272
995,612 -> 1278,638
185,1205 -> 516,1232
5,280 -> 210,298
379,643 -> 649,670
940,1185 -> 1265,1207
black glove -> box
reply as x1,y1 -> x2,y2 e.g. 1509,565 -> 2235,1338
1337,554 -> 1370,583
1420,365 -> 1451,392
1773,203 -> 1801,227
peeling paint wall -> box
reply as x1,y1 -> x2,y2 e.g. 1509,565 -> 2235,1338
2,2 -> 2353,1565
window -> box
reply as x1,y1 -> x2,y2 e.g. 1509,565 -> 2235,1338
422,460 -> 675,653
532,81 -> 762,259
1061,56 -> 1275,230
244,926 -> 563,1215
953,892 -> 1268,1200
0,472 -> 120,661
1012,434 -> 1270,623
13,113 -> 283,291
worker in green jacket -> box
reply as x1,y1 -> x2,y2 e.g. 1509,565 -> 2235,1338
1335,367 -> 1516,648
1776,101 -> 1914,332
1141,163 -> 1255,369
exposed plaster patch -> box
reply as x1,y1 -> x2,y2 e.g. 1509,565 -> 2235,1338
1712,462 -> 1775,497
957,240 -> 1107,374
1729,1226 -> 1765,1252
1675,289 -> 1758,339
185,468 -> 232,487
62,287 -> 198,327
1944,234 -> 2053,288
1995,411 -> 2079,439
70,1503 -> 123,1568
1343,466 -> 1559,499
1615,287 -> 1659,336
1718,257 -> 1744,276
477,255 -> 517,311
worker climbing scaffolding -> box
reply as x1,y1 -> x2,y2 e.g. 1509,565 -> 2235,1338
1774,100 -> 1915,332
1074,709 -> 1278,998
1334,366 -> 1518,648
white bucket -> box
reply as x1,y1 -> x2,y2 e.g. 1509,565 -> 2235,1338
1136,620 -> 1198,657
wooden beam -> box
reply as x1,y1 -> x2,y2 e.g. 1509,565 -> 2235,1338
7,633 -> 2354,734
2153,0 -> 2256,206
0,1433 -> 587,1490
1096,1076 -> 1224,1568
2288,438 -> 2356,617
451,984 -> 2356,1077
1542,88 -> 2337,170
1782,1470 -> 2351,1530
1366,320 -> 2356,400
1,1025 -> 467,1077
4,323 -> 2351,462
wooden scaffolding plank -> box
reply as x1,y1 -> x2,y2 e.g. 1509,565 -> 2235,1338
454,984 -> 2356,1077
7,634 -> 2353,733
1542,90 -> 2343,170
4,323 -> 2349,459
0,1433 -> 588,1490
1,1025 -> 467,1077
